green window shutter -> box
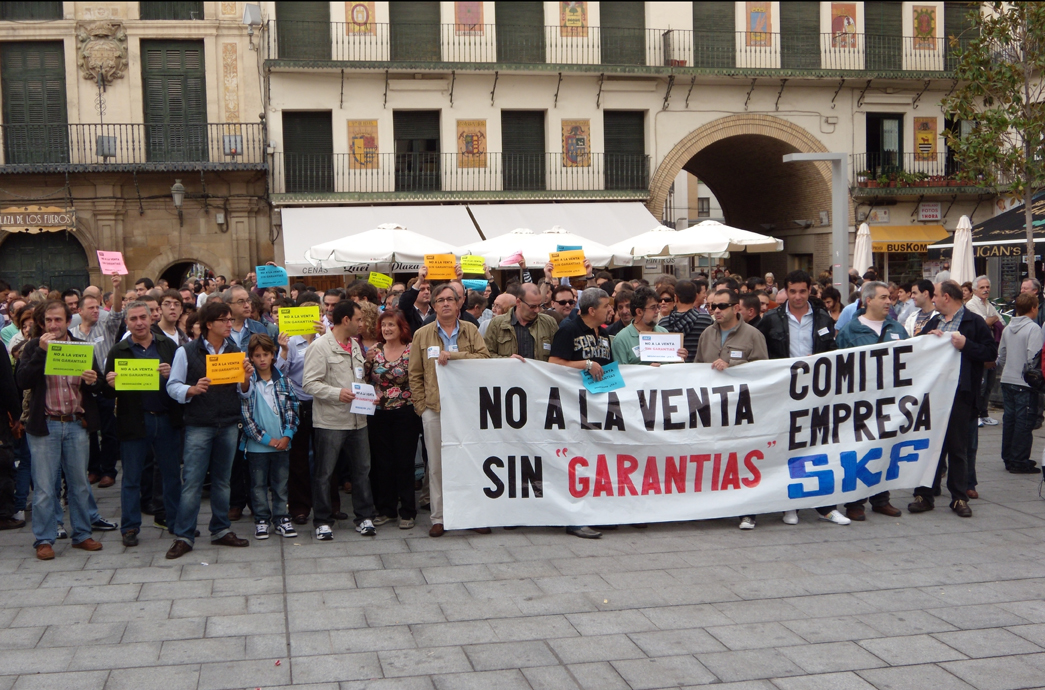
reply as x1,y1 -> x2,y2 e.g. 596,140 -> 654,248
0,2 -> 62,20
865,1 -> 903,71
393,111 -> 440,192
139,2 -> 204,20
275,1 -> 330,60
389,2 -> 440,62
780,2 -> 819,70
601,2 -> 645,66
502,111 -> 545,191
496,2 -> 545,64
1,41 -> 68,164
692,2 -> 735,68
944,2 -> 978,70
282,111 -> 333,193
141,40 -> 208,162
604,111 -> 646,190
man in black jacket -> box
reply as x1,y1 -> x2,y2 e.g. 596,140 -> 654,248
0,340 -> 23,530
909,280 -> 997,518
103,301 -> 183,547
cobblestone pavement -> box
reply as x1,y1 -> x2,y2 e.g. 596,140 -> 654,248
2,422 -> 1045,689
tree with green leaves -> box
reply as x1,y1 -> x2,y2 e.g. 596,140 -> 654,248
943,1 -> 1045,279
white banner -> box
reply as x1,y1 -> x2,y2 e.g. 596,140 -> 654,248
437,336 -> 961,530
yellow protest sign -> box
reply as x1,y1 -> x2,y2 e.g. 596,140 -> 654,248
368,272 -> 393,289
425,254 -> 457,280
277,306 -> 321,337
114,359 -> 160,391
549,249 -> 587,278
44,341 -> 95,376
206,352 -> 246,385
460,255 -> 486,275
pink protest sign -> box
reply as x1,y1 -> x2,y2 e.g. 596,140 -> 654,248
96,250 -> 128,275
498,251 -> 524,267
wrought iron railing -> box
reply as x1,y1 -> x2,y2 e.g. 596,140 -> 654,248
852,152 -> 994,189
272,151 -> 650,196
0,123 -> 266,170
266,21 -> 972,73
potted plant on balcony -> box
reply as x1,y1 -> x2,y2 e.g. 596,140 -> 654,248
928,174 -> 946,187
865,175 -> 880,188
896,172 -> 913,188
878,174 -> 891,188
914,172 -> 930,187
856,170 -> 872,187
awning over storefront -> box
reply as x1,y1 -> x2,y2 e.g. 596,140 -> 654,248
280,202 -> 661,275
928,191 -> 1045,259
870,225 -> 949,253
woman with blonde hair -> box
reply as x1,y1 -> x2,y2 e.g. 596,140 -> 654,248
355,300 -> 380,353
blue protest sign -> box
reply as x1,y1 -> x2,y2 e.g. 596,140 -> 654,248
556,244 -> 582,252
581,361 -> 625,394
255,265 -> 288,288
462,279 -> 489,292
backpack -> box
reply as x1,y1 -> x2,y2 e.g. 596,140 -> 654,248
1023,349 -> 1045,392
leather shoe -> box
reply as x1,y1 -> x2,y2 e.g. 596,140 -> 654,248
951,499 -> 973,518
332,511 -> 349,520
292,514 -> 308,525
872,503 -> 902,517
211,532 -> 249,547
908,496 -> 934,513
342,481 -> 353,494
36,543 -> 54,560
846,506 -> 866,521
72,538 -> 103,551
122,531 -> 138,547
228,507 -> 243,521
97,476 -> 115,488
966,489 -> 979,500
472,527 -> 492,534
429,523 -> 445,537
0,517 -> 26,530
166,540 -> 193,559
87,473 -> 100,484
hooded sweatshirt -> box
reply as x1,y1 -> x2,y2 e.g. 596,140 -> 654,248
996,316 -> 1045,387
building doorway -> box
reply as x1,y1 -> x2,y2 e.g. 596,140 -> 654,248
0,231 -> 89,293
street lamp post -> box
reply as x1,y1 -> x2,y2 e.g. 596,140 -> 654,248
782,152 -> 850,304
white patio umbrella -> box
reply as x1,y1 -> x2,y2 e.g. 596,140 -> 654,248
305,223 -> 461,270
950,215 -> 976,285
609,220 -> 783,259
852,222 -> 873,275
460,226 -> 632,268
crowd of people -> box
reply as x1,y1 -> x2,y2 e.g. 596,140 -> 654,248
0,257 -> 1038,560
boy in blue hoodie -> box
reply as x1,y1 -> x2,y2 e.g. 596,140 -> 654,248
241,334 -> 299,539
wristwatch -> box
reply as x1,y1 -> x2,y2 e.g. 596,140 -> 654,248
585,359 -> 592,371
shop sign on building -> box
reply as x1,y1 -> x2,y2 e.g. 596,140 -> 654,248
1,206 -> 76,233
917,202 -> 942,222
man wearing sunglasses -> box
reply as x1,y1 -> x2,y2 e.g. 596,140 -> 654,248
549,285 -> 577,322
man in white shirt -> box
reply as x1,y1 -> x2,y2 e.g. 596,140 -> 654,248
965,275 -> 1000,426
196,278 -> 216,308
157,290 -> 188,346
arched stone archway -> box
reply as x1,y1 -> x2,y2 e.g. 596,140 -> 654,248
142,246 -> 233,285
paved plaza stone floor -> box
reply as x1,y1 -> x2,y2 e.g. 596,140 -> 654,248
3,422 -> 1045,689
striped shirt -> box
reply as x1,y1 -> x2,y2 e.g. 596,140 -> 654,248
44,374 -> 83,416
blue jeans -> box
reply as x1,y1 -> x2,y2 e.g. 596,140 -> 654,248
26,420 -> 92,546
1002,383 -> 1035,469
247,450 -> 290,523
120,413 -> 183,535
53,469 -> 102,528
174,424 -> 238,545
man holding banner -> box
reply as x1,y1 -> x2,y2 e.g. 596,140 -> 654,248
103,301 -> 182,547
165,300 -> 254,559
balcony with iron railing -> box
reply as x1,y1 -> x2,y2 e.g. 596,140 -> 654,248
851,151 -> 1002,196
271,151 -> 650,202
266,21 -> 972,76
0,123 -> 266,173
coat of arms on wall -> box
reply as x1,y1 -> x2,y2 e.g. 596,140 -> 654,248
561,119 -> 590,168
76,21 -> 128,83
913,6 -> 937,50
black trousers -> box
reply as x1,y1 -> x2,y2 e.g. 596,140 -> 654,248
230,445 -> 250,511
915,391 -> 972,505
88,395 -> 119,478
368,406 -> 421,520
288,400 -> 314,518
0,444 -> 15,519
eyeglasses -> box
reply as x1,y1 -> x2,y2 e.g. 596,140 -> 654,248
214,318 -> 234,323
554,299 -> 576,306
659,297 -> 675,303
434,297 -> 456,305
230,299 -> 248,305
708,302 -> 734,311
521,301 -> 542,310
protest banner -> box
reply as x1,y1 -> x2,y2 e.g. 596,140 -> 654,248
460,255 -> 486,274
462,279 -> 488,292
368,272 -> 393,289
206,352 -> 246,385
277,306 -> 321,337
436,336 -> 961,529
44,342 -> 95,376
640,333 -> 683,362
255,265 -> 288,288
96,251 -> 128,276
424,254 -> 457,280
114,359 -> 160,391
549,250 -> 586,278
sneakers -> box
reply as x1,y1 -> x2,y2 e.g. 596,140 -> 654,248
356,519 -> 377,536
399,517 -> 415,530
951,499 -> 973,518
782,510 -> 799,525
819,510 -> 851,525
980,416 -> 998,426
56,526 -> 68,539
739,516 -> 756,530
13,510 -> 24,522
153,516 -> 168,530
91,518 -> 118,532
255,521 -> 270,540
372,515 -> 393,526
275,519 -> 297,538
908,496 -> 934,513
566,526 -> 602,539
315,525 -> 333,541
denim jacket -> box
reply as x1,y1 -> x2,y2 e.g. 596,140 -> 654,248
239,366 -> 299,451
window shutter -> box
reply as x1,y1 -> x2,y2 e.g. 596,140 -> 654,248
139,2 -> 203,20
389,1 -> 440,62
282,111 -> 334,193
604,111 -> 646,190
0,2 -> 62,20
275,1 -> 330,60
600,2 -> 645,66
393,111 -> 440,192
393,111 -> 441,141
692,2 -> 735,68
780,2 -> 819,69
1,41 -> 68,164
944,2 -> 978,70
865,1 -> 903,71
141,40 -> 208,162
496,2 -> 545,64
502,111 -> 545,190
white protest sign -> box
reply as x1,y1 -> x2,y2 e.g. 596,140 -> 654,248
436,337 -> 960,530
639,332 -> 683,362
350,382 -> 377,415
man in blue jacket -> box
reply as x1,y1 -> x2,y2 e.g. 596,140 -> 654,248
835,281 -> 907,521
